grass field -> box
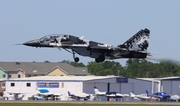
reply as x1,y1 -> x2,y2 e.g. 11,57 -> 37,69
0,103 -> 179,106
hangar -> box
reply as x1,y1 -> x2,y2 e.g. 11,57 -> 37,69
4,76 -> 158,101
154,77 -> 180,95
139,77 -> 180,97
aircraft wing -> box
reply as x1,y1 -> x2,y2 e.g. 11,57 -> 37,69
136,96 -> 151,101
147,94 -> 162,99
68,91 -> 91,100
5,92 -> 27,95
89,45 -> 148,53
105,94 -> 116,97
96,94 -> 106,96
122,94 -> 129,97
115,93 -> 124,97
37,92 -> 53,96
6,92 -> 22,95
73,93 -> 90,98
89,45 -> 115,50
95,92 -> 106,96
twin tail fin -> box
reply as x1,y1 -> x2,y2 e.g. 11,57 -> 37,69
118,28 -> 150,52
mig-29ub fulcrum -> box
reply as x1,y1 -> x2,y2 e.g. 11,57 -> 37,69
22,28 -> 151,63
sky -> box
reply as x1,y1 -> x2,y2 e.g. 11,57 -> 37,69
1,0 -> 180,66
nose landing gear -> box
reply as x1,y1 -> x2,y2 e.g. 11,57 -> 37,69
74,57 -> 79,62
73,51 -> 79,62
62,48 -> 80,62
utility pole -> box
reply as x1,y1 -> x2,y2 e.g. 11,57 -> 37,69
146,71 -> 149,78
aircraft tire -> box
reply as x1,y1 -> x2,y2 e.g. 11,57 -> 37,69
98,55 -> 105,62
95,58 -> 100,63
74,57 -> 79,62
95,55 -> 105,62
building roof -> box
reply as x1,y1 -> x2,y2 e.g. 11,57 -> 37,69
154,76 -> 180,81
0,67 -> 7,74
5,76 -> 118,81
138,76 -> 180,81
0,62 -> 89,75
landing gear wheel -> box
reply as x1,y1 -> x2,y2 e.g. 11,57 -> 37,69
74,57 -> 79,62
95,58 -> 100,63
95,55 -> 105,63
98,55 -> 105,62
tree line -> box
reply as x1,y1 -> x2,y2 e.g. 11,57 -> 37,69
51,59 -> 180,78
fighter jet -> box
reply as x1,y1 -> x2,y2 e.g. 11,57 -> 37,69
22,28 -> 150,62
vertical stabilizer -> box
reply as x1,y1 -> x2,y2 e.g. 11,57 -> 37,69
118,28 -> 150,52
130,91 -> 135,97
68,91 -> 71,96
94,86 -> 100,95
146,90 -> 149,95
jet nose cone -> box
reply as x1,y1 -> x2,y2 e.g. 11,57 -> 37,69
23,39 -> 40,47
23,42 -> 30,46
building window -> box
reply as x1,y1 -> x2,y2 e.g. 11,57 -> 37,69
8,74 -> 12,78
28,74 -> 31,77
26,83 -> 31,87
11,83 -> 15,87
18,74 -> 21,78
2,74 -> 6,78
60,75 -> 64,76
34,75 -> 37,76
2,82 -> 5,88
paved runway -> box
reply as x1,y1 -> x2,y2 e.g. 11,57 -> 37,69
0,100 -> 180,105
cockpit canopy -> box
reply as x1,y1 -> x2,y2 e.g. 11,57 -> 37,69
39,34 -> 71,41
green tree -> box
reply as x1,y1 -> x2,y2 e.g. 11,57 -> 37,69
87,61 -> 123,76
87,62 -> 104,76
60,60 -> 71,64
70,62 -> 86,67
44,60 -> 50,63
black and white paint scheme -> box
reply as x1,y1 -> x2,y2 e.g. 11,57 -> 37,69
22,28 -> 151,62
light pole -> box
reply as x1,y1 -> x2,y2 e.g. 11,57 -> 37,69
146,71 -> 149,78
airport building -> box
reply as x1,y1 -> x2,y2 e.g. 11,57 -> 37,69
160,77 -> 180,95
4,76 -> 159,101
139,77 -> 180,95
1,62 -> 180,101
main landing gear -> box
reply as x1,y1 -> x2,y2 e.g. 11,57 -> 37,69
95,55 -> 105,63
